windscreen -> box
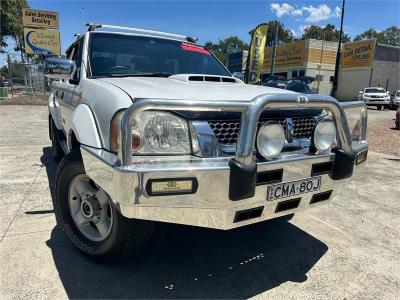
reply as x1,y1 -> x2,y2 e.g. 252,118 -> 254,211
89,33 -> 230,77
365,88 -> 386,93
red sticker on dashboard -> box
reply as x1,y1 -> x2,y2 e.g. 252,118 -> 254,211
181,43 -> 211,55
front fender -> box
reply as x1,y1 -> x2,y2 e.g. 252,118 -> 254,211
70,104 -> 102,149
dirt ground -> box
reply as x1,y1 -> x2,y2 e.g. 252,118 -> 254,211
366,107 -> 400,157
0,94 -> 48,106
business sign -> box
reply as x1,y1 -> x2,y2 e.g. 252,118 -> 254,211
263,40 -> 306,69
24,28 -> 61,55
340,39 -> 376,68
22,8 -> 59,29
246,23 -> 268,84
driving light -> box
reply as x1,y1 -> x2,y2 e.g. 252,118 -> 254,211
256,123 -> 285,160
313,119 -> 336,152
146,178 -> 198,196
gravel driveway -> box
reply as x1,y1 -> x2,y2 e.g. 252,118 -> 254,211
0,105 -> 399,299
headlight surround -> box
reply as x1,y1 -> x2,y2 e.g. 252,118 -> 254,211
256,122 -> 285,160
133,111 -> 190,154
313,119 -> 336,152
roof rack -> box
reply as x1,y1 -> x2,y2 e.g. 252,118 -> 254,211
85,23 -> 198,43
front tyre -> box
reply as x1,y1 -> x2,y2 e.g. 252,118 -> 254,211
54,151 -> 155,262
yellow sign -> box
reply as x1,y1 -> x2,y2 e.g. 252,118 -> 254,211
22,8 -> 59,29
263,40 -> 306,69
24,28 -> 61,55
247,24 -> 268,84
340,39 -> 376,68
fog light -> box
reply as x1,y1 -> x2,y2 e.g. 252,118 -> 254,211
356,150 -> 368,165
256,123 -> 285,160
313,119 -> 336,152
146,178 -> 198,196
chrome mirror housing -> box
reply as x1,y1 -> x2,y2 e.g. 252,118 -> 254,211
44,57 -> 75,80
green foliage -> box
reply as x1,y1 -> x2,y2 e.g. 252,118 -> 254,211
354,26 -> 400,46
301,24 -> 351,43
0,0 -> 29,50
204,36 -> 249,64
265,20 -> 294,46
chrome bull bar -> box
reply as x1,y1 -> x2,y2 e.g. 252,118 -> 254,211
117,93 -> 367,167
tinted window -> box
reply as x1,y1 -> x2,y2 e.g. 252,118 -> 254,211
365,88 -> 386,93
89,33 -> 230,77
287,83 -> 311,93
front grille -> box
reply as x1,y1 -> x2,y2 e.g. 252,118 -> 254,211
208,117 -> 316,146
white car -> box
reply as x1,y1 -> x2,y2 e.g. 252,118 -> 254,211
43,24 -> 369,262
393,90 -> 400,106
359,87 -> 390,110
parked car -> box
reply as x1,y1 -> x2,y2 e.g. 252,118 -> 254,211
396,106 -> 400,130
1,80 -> 10,87
359,87 -> 390,110
393,90 -> 400,107
286,76 -> 315,94
261,75 -> 287,89
44,24 -> 369,262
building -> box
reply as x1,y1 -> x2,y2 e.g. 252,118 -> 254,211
227,39 -> 400,100
336,41 -> 400,100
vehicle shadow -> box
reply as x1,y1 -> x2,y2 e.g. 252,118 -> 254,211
41,146 -> 328,299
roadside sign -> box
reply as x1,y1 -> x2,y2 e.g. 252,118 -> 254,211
263,40 -> 306,69
340,39 -> 376,68
23,28 -> 61,55
22,8 -> 59,29
246,23 -> 268,84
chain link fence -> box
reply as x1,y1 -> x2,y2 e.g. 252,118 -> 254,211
1,61 -> 50,98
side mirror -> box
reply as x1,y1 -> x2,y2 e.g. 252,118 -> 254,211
359,91 -> 364,94
44,57 -> 75,80
232,72 -> 243,80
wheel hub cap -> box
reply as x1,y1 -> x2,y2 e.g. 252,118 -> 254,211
68,174 -> 113,242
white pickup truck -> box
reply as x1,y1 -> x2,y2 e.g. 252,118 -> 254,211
45,24 -> 368,262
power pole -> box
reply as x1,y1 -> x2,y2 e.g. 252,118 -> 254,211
7,54 -> 14,97
270,20 -> 278,76
331,0 -> 345,97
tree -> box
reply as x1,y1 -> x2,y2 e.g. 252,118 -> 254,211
302,24 -> 350,43
249,21 -> 294,46
204,36 -> 249,64
0,0 -> 29,51
265,20 -> 294,46
354,26 -> 400,46
353,28 -> 384,43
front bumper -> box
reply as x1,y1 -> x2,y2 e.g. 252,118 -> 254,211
82,142 -> 368,230
82,94 -> 368,230
363,97 -> 390,105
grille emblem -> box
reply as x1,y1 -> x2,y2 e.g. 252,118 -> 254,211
297,95 -> 309,106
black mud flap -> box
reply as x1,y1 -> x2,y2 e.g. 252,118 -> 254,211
229,159 -> 257,201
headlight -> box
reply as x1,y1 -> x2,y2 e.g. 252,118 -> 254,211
313,119 -> 336,152
256,122 -> 285,160
133,112 -> 190,154
110,111 -> 190,154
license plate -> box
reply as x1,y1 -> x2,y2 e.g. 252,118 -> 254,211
267,177 -> 321,201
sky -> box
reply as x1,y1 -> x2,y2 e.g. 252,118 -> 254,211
4,0 -> 400,56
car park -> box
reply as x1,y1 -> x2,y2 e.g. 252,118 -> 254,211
44,24 -> 369,262
359,87 -> 391,110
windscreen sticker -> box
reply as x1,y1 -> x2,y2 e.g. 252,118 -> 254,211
180,43 -> 211,55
